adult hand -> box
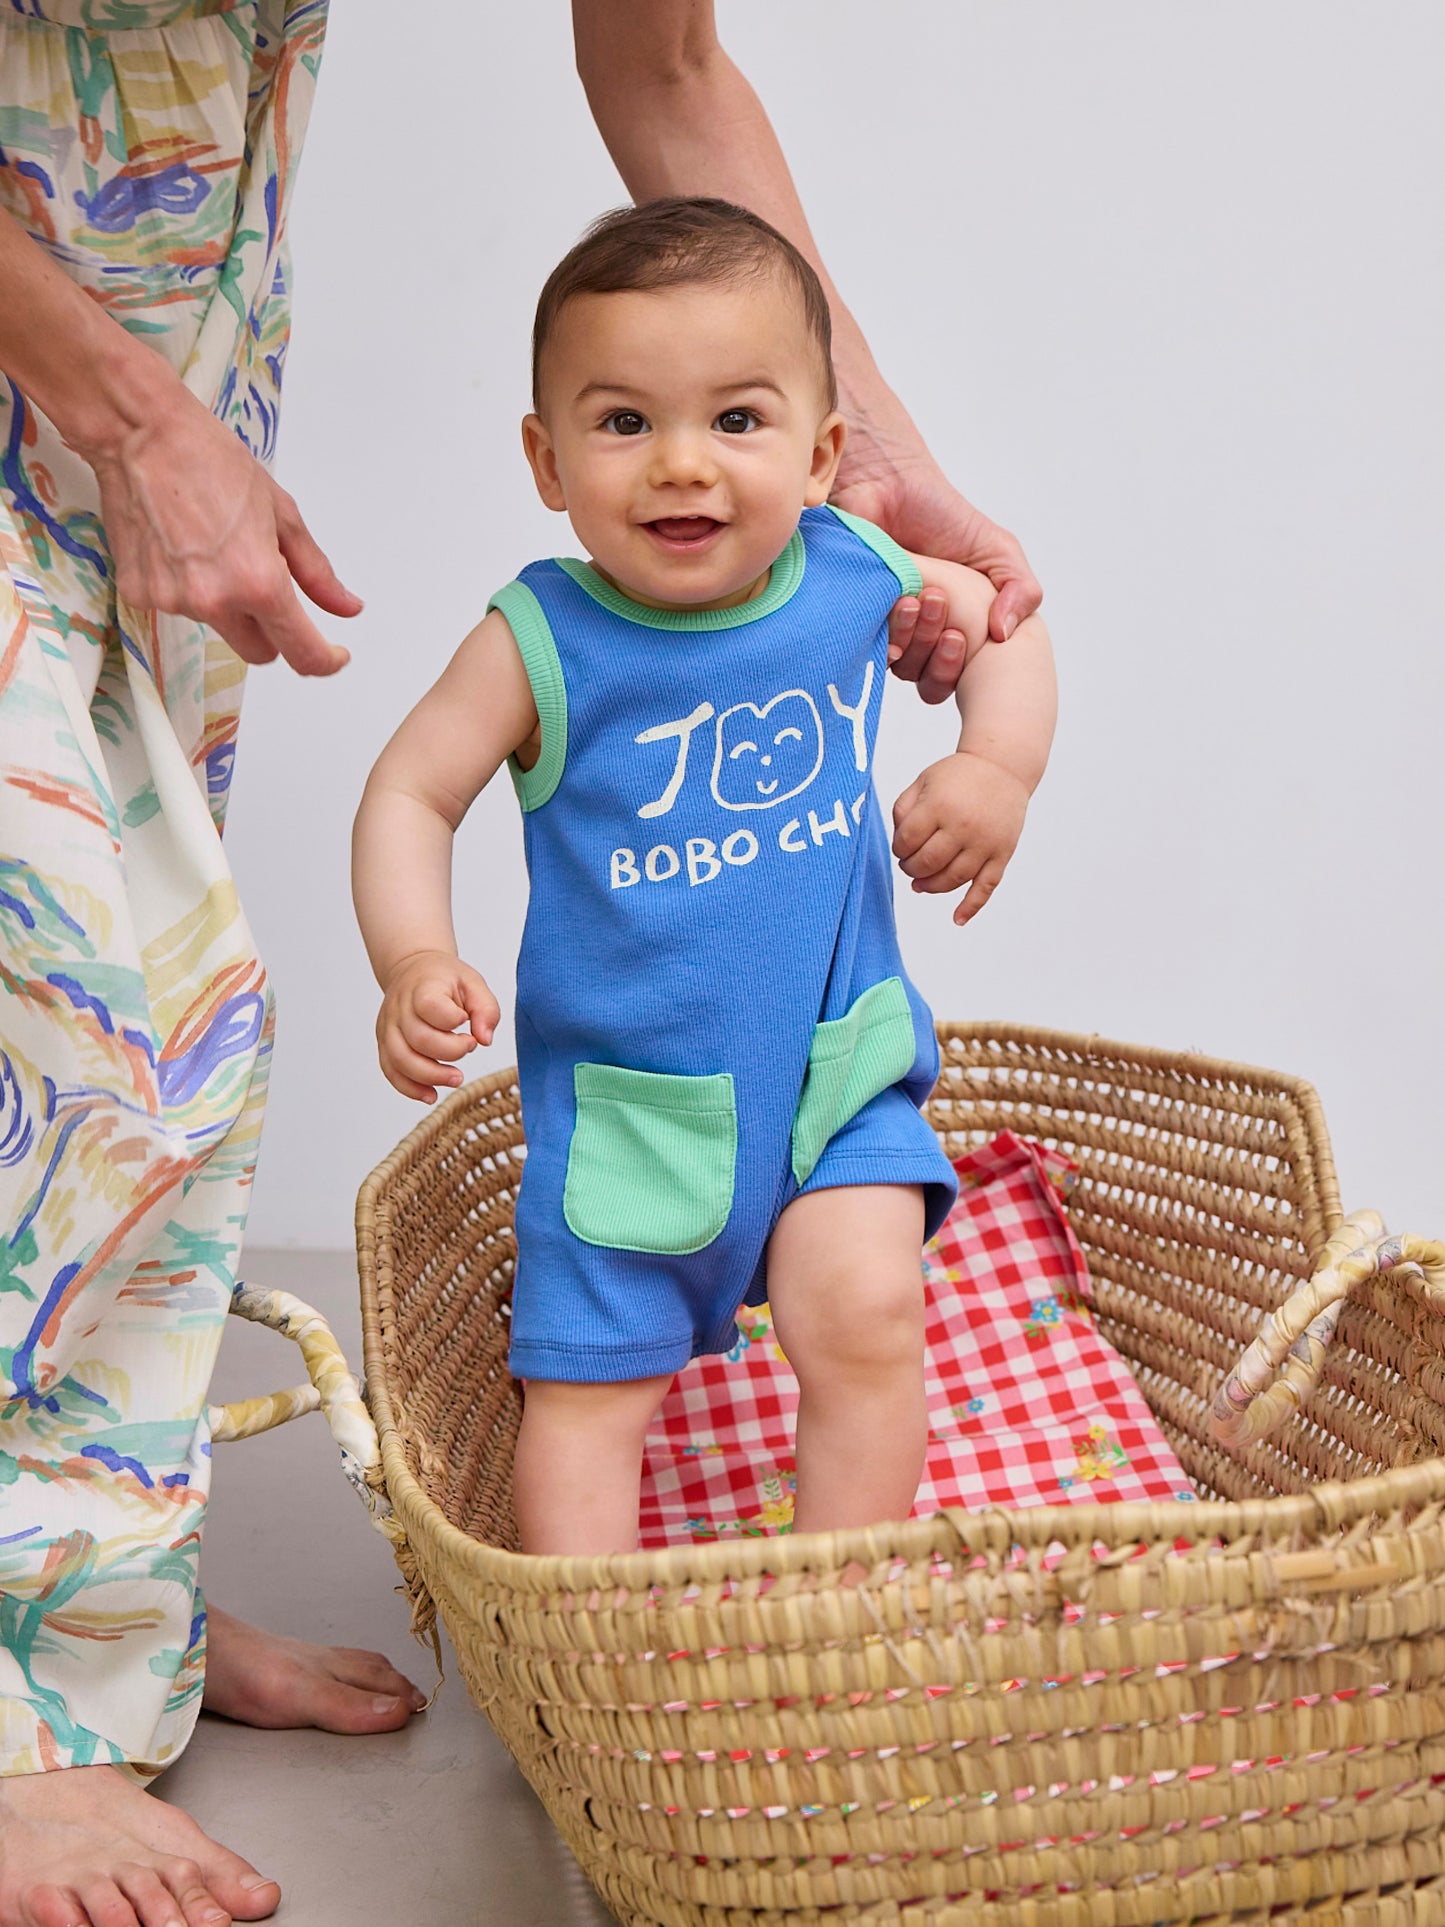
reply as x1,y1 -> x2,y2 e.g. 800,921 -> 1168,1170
89,380 -> 361,676
833,445 -> 1042,699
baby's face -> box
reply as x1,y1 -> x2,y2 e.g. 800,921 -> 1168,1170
524,275 -> 844,609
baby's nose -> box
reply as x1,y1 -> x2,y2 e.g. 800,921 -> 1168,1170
649,428 -> 719,486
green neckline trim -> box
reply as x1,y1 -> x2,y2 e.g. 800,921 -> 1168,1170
488,580 -> 568,812
556,529 -> 806,630
825,504 -> 923,598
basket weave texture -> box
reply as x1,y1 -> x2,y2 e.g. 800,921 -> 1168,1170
356,1024 -> 1445,1925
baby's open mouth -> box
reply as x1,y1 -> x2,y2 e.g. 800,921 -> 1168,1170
646,517 -> 724,548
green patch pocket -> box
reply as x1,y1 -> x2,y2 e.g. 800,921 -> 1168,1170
791,977 -> 917,1185
563,1063 -> 737,1255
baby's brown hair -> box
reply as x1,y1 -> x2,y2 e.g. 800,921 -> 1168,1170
531,197 -> 836,411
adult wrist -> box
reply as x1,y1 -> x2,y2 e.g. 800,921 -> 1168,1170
59,322 -> 190,466
836,380 -> 945,493
835,340 -> 933,454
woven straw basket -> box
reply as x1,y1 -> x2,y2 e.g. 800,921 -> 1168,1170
225,1023 -> 1445,1924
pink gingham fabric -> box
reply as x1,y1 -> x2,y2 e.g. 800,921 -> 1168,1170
639,1132 -> 1194,1548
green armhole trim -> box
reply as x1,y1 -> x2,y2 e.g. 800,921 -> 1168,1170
556,530 -> 805,630
825,504 -> 924,598
564,1063 -> 738,1255
791,976 -> 917,1185
488,580 -> 567,812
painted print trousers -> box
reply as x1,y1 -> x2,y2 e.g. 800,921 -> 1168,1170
0,0 -> 324,1778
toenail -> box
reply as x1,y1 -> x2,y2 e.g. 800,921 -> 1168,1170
203,1909 -> 229,1923
239,1874 -> 275,1890
373,1694 -> 403,1713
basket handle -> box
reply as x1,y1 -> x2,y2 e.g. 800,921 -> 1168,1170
208,1285 -> 396,1534
1209,1211 -> 1445,1448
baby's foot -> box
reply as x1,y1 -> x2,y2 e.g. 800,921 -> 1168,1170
0,1763 -> 280,1927
201,1606 -> 426,1733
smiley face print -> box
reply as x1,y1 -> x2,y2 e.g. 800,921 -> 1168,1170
710,691 -> 826,811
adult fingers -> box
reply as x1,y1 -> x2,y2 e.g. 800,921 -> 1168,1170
886,595 -> 920,667
272,487 -> 364,620
954,861 -> 1006,925
986,553 -> 1043,644
887,586 -> 949,682
249,579 -> 350,679
208,610 -> 279,668
912,629 -> 969,706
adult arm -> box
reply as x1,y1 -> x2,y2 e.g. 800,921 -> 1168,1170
571,0 -> 1043,667
0,208 -> 357,674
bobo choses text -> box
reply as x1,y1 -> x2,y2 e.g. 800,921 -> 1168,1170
608,665 -> 876,891
492,505 -> 958,1383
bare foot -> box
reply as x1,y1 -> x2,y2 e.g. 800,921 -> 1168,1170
0,1763 -> 280,1927
200,1607 -> 426,1735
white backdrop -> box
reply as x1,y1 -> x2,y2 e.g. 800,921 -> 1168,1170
228,3 -> 1445,1249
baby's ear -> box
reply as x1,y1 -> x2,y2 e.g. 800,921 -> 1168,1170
521,414 -> 567,512
804,411 -> 847,507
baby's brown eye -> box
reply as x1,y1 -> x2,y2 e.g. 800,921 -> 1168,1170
716,409 -> 755,434
606,411 -> 647,436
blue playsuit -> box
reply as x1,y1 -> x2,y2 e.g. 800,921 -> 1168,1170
491,504 -> 958,1385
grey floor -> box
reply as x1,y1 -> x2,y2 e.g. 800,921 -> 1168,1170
159,1249 -> 616,1927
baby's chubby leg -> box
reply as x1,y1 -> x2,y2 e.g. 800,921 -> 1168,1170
766,1185 -> 928,1535
513,1372 -> 675,1555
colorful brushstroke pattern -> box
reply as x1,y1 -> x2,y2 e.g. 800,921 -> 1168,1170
0,0 -> 325,1780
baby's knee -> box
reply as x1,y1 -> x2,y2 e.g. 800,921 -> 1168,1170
784,1270 -> 925,1382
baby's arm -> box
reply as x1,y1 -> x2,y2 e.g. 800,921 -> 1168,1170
890,555 -> 1056,926
352,608 -> 539,1101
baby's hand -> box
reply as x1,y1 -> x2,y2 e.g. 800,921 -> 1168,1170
892,753 -> 1029,927
376,951 -> 500,1104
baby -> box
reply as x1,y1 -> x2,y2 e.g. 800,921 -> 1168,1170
353,198 -> 1055,1556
